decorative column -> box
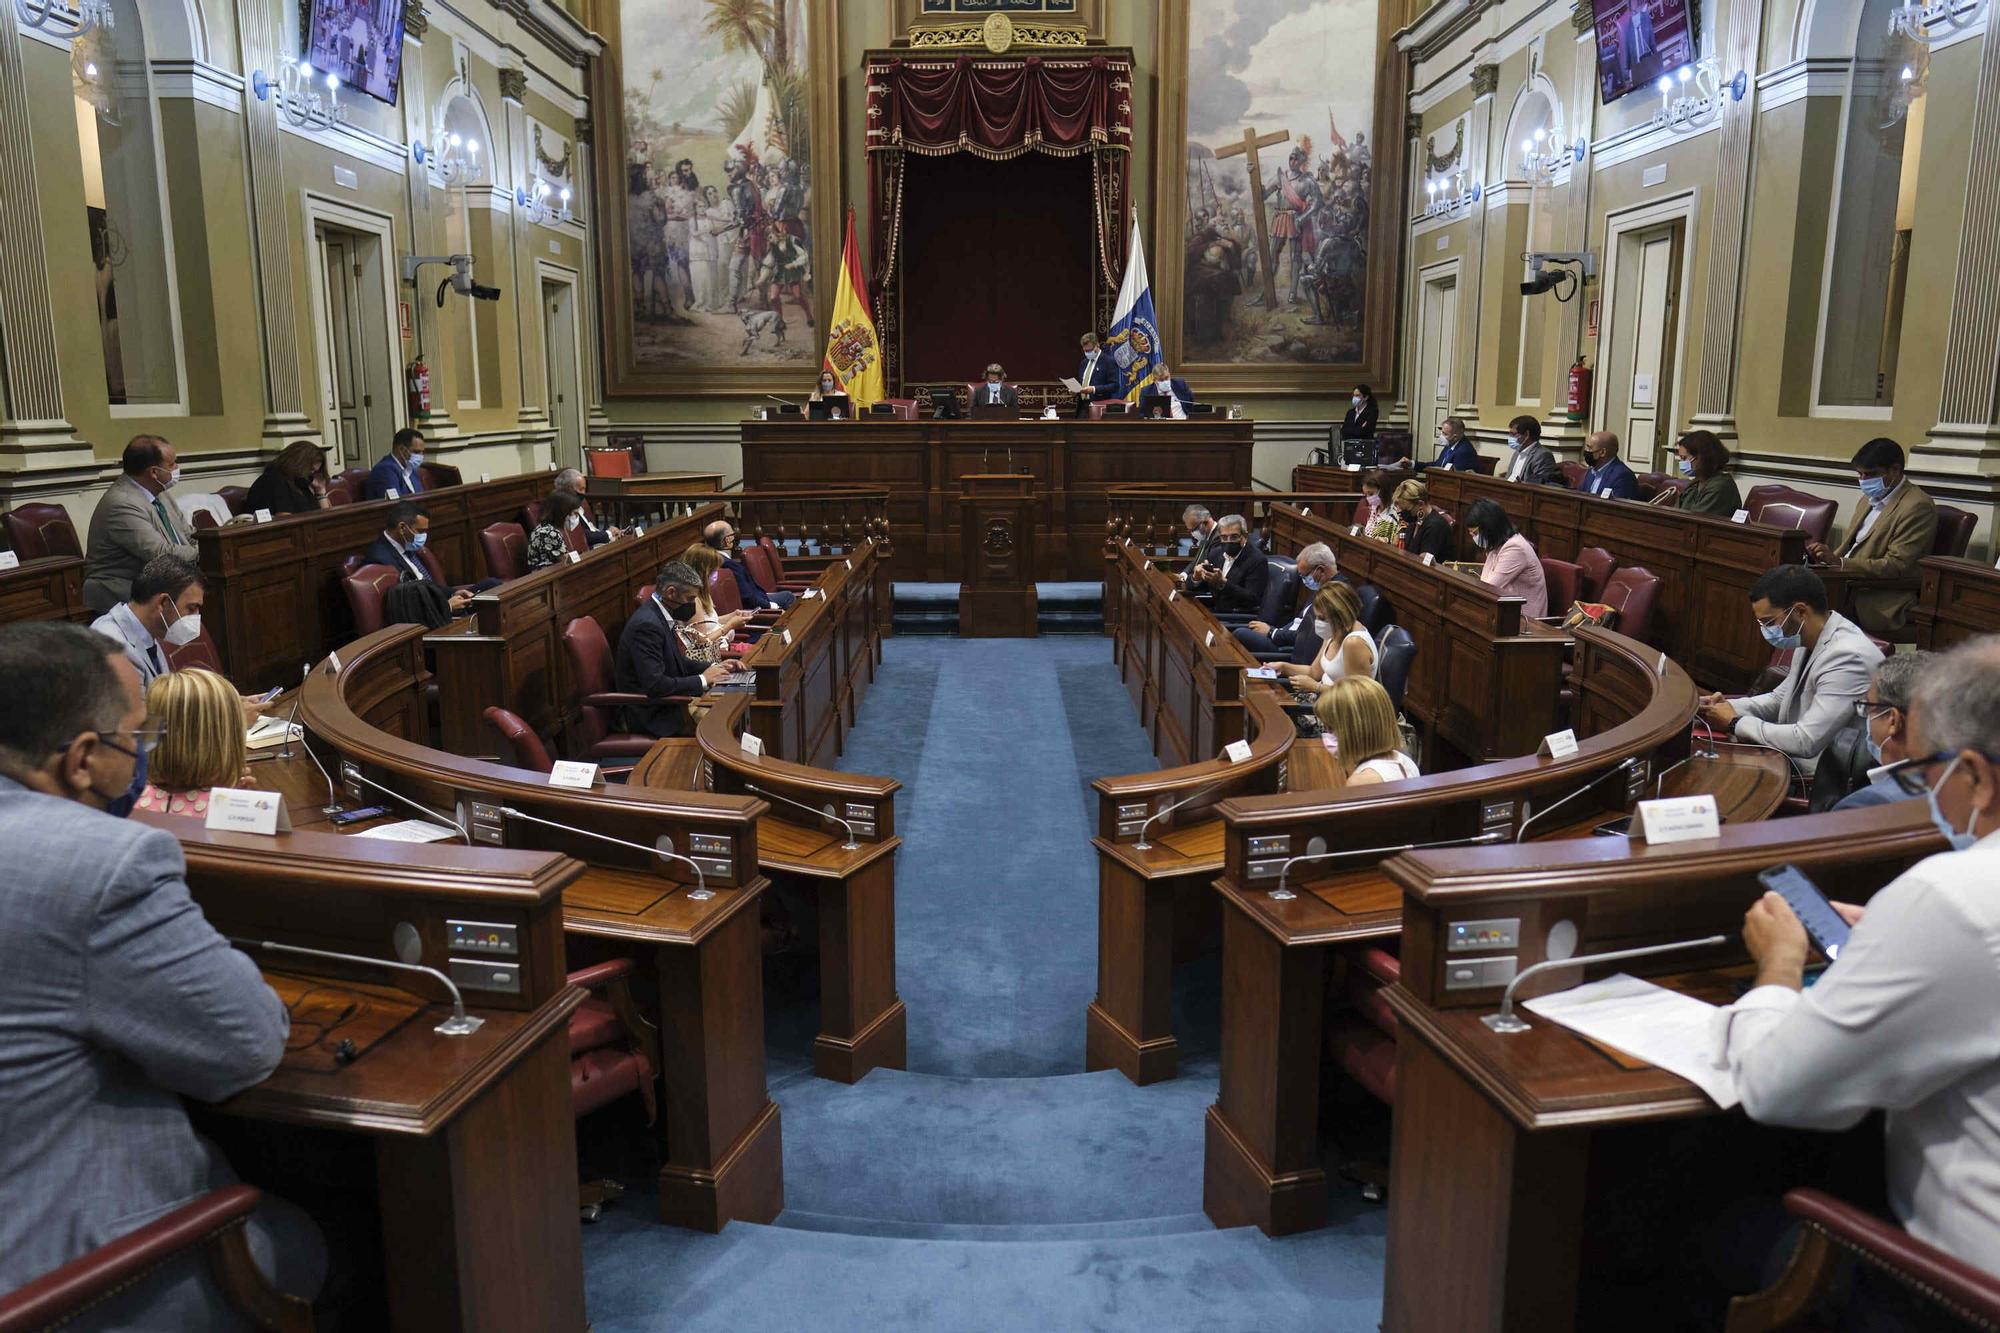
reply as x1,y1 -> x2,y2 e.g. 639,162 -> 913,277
0,8 -> 88,471
1556,0 -> 1598,436
1463,61 -> 1500,416
574,115 -> 611,431
499,66 -> 547,432
1929,26 -> 2000,474
399,4 -> 458,435
235,0 -> 318,451
1396,111 -> 1423,425
1687,0 -> 1764,441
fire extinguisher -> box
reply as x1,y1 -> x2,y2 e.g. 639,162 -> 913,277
1566,355 -> 1593,422
406,358 -> 432,422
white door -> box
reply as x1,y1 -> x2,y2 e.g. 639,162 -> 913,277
1416,272 -> 1458,432
1609,223 -> 1683,468
543,278 -> 582,468
313,222 -> 396,465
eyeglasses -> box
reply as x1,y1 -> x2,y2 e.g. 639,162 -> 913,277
57,724 -> 169,758
1851,701 -> 1894,721
1878,750 -> 2000,796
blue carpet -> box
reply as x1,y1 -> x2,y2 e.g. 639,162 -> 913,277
580,637 -> 1386,1331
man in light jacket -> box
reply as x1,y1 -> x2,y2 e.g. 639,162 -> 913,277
82,434 -> 199,614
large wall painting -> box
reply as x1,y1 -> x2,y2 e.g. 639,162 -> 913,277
1154,0 -> 1405,393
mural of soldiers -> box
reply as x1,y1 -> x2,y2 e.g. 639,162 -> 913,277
627,161 -> 688,325
662,158 -> 700,313
1263,144 -> 1323,306
758,228 -> 812,333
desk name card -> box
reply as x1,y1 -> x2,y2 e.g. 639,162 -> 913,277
1636,794 -> 1720,845
1224,739 -> 1253,764
566,551 -> 581,564
782,628 -> 793,645
254,508 -> 274,524
1539,728 -> 1579,759
0,551 -> 18,571
1421,553 -> 1436,566
204,787 -> 292,836
548,760 -> 598,789
1731,509 -> 1749,524
1204,629 -> 1214,647
739,731 -> 765,758
386,488 -> 399,499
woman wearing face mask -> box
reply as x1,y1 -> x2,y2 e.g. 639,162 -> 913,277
1393,479 -> 1455,563
1464,497 -> 1548,619
1313,676 -> 1420,787
677,544 -> 757,663
1339,385 -> 1379,441
132,669 -> 250,817
526,490 -> 587,571
1355,470 -> 1389,534
809,369 -> 849,419
1277,582 -> 1377,696
1653,430 -> 1742,516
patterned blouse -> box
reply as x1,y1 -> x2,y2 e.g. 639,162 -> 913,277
134,785 -> 214,817
526,522 -> 570,571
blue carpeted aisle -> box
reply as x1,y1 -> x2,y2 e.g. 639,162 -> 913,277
580,625 -> 1386,1331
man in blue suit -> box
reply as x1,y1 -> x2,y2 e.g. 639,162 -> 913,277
1138,364 -> 1197,419
0,621 -> 322,1325
703,518 -> 794,610
364,501 -> 501,611
1073,331 -> 1119,414
1578,430 -> 1640,500
1420,416 -> 1482,473
361,427 -> 428,501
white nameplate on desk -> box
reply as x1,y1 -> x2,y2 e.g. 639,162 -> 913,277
1301,506 -> 1310,515
1344,463 -> 1361,472
782,628 -> 793,645
1168,589 -> 1178,602
1539,728 -> 1579,759
1600,487 -> 1614,499
385,488 -> 399,499
204,787 -> 292,836
1349,524 -> 1361,536
1657,650 -> 1669,677
1636,794 -> 1720,845
480,472 -> 492,483
1204,629 -> 1214,647
739,731 -> 765,758
0,551 -> 18,571
254,508 -> 273,524
845,559 -> 852,570
1730,509 -> 1749,524
1223,739 -> 1253,764
1421,553 -> 1436,566
566,551 -> 581,564
548,760 -> 598,789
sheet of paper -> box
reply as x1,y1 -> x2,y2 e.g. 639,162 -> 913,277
245,720 -> 302,751
1059,377 -> 1084,392
353,818 -> 458,843
1246,666 -> 1281,680
1522,973 -> 1739,1108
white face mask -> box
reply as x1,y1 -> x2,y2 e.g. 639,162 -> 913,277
1472,531 -> 1490,550
162,597 -> 202,647
1352,395 -> 1363,407
565,513 -> 582,531
155,464 -> 181,490
1315,621 -> 1335,642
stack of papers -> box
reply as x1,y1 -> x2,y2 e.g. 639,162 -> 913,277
352,819 -> 459,843
245,718 -> 301,751
1521,973 -> 1740,1108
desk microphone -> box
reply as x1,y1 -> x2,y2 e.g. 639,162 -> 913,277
293,657 -> 347,813
1480,934 -> 1731,1033
276,663 -> 306,762
1134,781 -> 1228,851
1267,831 -> 1508,901
496,806 -> 710,899
1654,719 -> 1724,798
741,782 -> 858,850
1513,757 -> 1641,843
340,767 -> 472,844
228,936 -> 484,1037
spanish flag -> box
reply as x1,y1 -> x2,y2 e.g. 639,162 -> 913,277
823,207 -> 885,409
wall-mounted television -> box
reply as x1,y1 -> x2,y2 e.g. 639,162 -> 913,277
305,0 -> 407,107
1590,0 -> 1697,105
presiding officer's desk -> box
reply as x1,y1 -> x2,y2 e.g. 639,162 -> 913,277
739,416 -> 1254,582
0,552 -> 88,626
158,818 -> 590,1331
1376,804 -> 1944,1332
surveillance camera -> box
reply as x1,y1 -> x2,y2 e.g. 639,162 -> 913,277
1520,271 -> 1563,297
469,283 -> 502,302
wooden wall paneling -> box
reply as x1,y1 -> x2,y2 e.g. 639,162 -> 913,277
1916,556 -> 2000,650
0,554 -> 87,625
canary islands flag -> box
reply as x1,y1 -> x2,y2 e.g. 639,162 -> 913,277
1105,216 -> 1165,403
823,207 -> 884,409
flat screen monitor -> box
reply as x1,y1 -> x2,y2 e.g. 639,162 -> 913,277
808,394 -> 849,421
930,389 -> 961,420
1589,0 -> 1695,106
306,0 -> 407,106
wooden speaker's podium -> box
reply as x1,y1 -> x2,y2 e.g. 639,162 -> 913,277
958,473 -> 1038,637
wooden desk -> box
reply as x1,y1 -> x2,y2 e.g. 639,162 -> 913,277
581,470 -> 724,499
195,472 -> 552,691
1914,555 -> 2000,649
162,822 -> 588,1331
1376,805 -> 1944,1331
0,554 -> 88,626
732,541 -> 886,767
739,418 -> 1254,580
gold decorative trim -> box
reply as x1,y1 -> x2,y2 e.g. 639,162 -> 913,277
532,124 -> 573,180
907,21 -> 1090,49
1425,120 -> 1464,174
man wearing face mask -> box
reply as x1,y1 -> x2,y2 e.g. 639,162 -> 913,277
1697,564 -> 1882,776
1714,634 -> 2000,1281
1832,651 -> 1936,811
1501,415 -> 1564,487
704,518 -> 794,609
361,427 -> 429,501
1190,513 -> 1269,613
83,434 -> 200,614
972,363 -> 1017,412
90,554 -> 210,689
614,560 -> 738,737
0,622 -> 323,1326
1418,417 -> 1481,473
1235,542 -> 1337,657
365,501 -> 500,612
1575,430 -> 1639,500
552,467 -> 627,547
1803,438 -> 1939,637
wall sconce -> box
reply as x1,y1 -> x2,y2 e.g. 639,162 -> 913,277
252,60 -> 349,133
1888,0 -> 1986,43
1652,59 -> 1749,134
1520,127 -> 1589,180
16,0 -> 111,38
1423,169 -> 1482,220
516,177 -> 574,226
415,132 -> 482,186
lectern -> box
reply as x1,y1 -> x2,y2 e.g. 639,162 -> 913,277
958,473 -> 1038,637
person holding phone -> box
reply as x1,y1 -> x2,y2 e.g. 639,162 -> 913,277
1715,634 -> 2000,1278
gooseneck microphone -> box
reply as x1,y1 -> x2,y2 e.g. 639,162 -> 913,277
1134,781 -> 1228,851
496,806 -> 710,899
741,782 -> 859,851
339,768 -> 471,845
1514,757 -> 1641,844
228,937 -> 484,1036
1267,830 -> 1509,901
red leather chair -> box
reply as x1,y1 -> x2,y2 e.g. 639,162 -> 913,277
755,537 -> 815,591
584,448 -> 635,479
740,542 -> 785,596
560,615 -> 674,761
1635,472 -> 1688,502
165,628 -> 225,675
875,398 -> 920,420
1725,1188 -> 2000,1331
323,478 -> 356,507
1574,546 -> 1618,601
481,522 -> 528,581
3,503 -> 81,560
482,705 -> 554,772
417,462 -> 462,490
0,1184 -> 314,1332
216,485 -> 251,516
1599,566 -> 1664,644
1558,459 -> 1588,490
190,510 -> 218,531
341,563 -> 400,636
1933,504 -> 1977,558
566,957 -> 659,1218
1540,557 -> 1581,613
337,467 -> 370,491
1470,453 -> 1498,475
1746,484 -> 1838,545
564,521 -> 590,558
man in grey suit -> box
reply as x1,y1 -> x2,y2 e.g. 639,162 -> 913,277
1699,564 -> 1884,777
0,622 -> 320,1326
83,434 -> 199,614
1503,414 -> 1566,488
971,363 -> 1017,410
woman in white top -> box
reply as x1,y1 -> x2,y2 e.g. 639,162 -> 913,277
1314,676 -> 1420,788
677,543 -> 754,664
1277,582 -> 1377,697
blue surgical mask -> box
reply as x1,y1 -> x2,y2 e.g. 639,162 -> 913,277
409,452 -> 425,469
1925,757 -> 1981,852
1863,708 -> 1891,765
93,735 -> 147,820
1859,475 -> 1889,505
1678,458 -> 1695,476
410,530 -> 428,550
1758,608 -> 1802,650
1507,436 -> 1524,451
1302,573 -> 1324,592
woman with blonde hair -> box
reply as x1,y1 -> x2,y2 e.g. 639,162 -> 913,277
1277,581 -> 1376,695
1313,676 -> 1420,786
134,668 -> 249,816
677,543 -> 755,664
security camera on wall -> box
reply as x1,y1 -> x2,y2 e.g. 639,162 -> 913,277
1520,251 -> 1597,301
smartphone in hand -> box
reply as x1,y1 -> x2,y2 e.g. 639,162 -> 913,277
1757,862 -> 1853,961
